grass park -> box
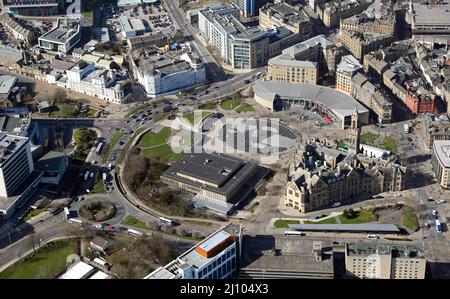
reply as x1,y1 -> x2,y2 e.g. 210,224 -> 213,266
338,209 -> 376,224
235,104 -> 255,113
182,110 -> 212,125
138,127 -> 184,163
0,240 -> 78,279
274,219 -> 300,228
220,98 -> 241,110
304,217 -> 338,224
360,132 -> 377,145
49,98 -> 81,118
121,216 -> 148,230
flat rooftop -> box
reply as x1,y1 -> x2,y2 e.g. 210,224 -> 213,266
0,75 -> 17,94
0,134 -> 29,165
283,34 -> 334,58
39,18 -> 79,43
269,54 -> 318,69
412,3 -> 450,25
240,235 -> 334,273
59,261 -> 94,279
0,170 -> 42,212
253,80 -> 369,118
337,55 -> 363,74
288,223 -> 400,233
433,140 -> 450,168
347,243 -> 425,258
161,153 -> 257,197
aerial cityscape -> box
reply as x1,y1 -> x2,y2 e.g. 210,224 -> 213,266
0,0 -> 449,281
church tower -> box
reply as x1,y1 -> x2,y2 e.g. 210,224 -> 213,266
348,106 -> 360,154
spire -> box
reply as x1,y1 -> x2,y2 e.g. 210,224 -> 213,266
353,105 -> 358,116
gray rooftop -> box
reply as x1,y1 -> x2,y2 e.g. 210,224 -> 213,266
253,80 -> 368,118
282,34 -> 334,58
433,140 -> 450,168
268,54 -> 318,69
288,223 -> 400,232
39,18 -> 79,44
347,243 -> 425,258
34,151 -> 67,172
0,134 -> 29,166
412,3 -> 450,26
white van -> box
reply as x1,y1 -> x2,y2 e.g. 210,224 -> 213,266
367,234 -> 379,240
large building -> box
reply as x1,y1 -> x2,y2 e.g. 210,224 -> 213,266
421,114 -> 450,150
352,72 -> 392,124
144,224 -> 242,279
239,236 -> 334,279
1,0 -> 63,17
234,0 -> 273,17
432,140 -> 450,189
38,18 -> 81,54
267,55 -> 318,84
407,3 -> 450,42
340,6 -> 396,36
161,153 -> 258,215
119,16 -> 147,38
259,2 -> 313,40
65,61 -> 130,104
345,243 -> 426,279
284,116 -> 406,213
0,13 -> 35,44
130,48 -> 206,98
316,0 -> 371,28
0,135 -> 42,220
34,151 -> 69,185
253,80 -> 369,129
339,29 -> 394,61
336,54 -> 362,95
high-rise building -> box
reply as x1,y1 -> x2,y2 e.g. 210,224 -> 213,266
234,0 -> 274,17
432,140 -> 450,189
144,224 -> 242,279
1,0 -> 63,17
0,135 -> 42,220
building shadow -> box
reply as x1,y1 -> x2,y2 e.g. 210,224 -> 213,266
0,222 -> 35,249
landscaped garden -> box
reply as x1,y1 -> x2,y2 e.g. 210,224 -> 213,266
274,219 -> 300,228
0,240 -> 78,279
138,127 -> 184,163
71,128 -> 97,163
79,201 -> 115,222
360,132 -> 377,145
121,215 -> 148,230
49,98 -> 81,118
339,209 -> 376,224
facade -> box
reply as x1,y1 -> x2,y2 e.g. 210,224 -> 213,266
161,153 -> 258,215
317,0 -> 371,28
279,34 -> 341,77
239,236 -> 334,279
336,55 -> 362,95
421,114 -> 450,150
126,32 -> 167,51
38,18 -> 81,54
144,224 -> 241,279
253,80 -> 369,129
432,140 -> 450,189
352,72 -> 392,124
340,9 -> 396,36
267,55 -> 318,84
234,0 -> 273,17
34,151 -> 69,185
0,13 -> 35,44
404,80 -> 436,114
1,0 -> 62,17
259,2 -> 313,40
130,48 -> 206,98
345,243 -> 426,279
0,135 -> 42,220
66,61 -> 130,104
339,29 -> 394,61
284,117 -> 406,213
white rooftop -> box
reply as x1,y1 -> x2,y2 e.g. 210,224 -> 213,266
268,54 -> 318,69
412,3 -> 450,26
59,261 -> 94,279
89,271 -> 110,279
197,230 -> 230,253
337,55 -> 363,74
433,140 -> 450,168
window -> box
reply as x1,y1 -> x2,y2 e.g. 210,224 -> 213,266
231,247 -> 235,255
208,264 -> 212,272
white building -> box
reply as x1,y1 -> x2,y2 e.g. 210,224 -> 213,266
65,61 -> 130,104
131,48 -> 206,98
144,224 -> 241,279
38,18 -> 81,54
119,16 -> 146,38
359,144 -> 390,159
59,261 -> 95,279
0,135 -> 42,220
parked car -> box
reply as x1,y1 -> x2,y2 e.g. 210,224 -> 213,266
331,202 -> 341,208
367,234 -> 379,240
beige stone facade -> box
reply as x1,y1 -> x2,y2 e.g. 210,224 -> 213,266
339,30 -> 394,61
267,58 -> 318,84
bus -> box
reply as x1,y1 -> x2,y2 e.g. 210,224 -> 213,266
159,217 -> 173,225
95,142 -> 104,155
323,115 -> 333,125
64,207 -> 70,220
127,228 -> 144,237
435,219 -> 442,233
69,218 -> 83,226
404,124 -> 409,134
284,231 -> 304,236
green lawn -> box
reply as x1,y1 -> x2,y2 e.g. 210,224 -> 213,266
101,131 -> 123,164
199,102 -> 217,110
71,128 -> 97,163
402,207 -> 418,231
339,209 -> 375,224
360,132 -> 377,145
50,99 -> 80,118
182,111 -> 212,125
304,217 -> 338,224
153,112 -> 169,122
139,128 -> 184,163
274,219 -> 300,228
22,208 -> 47,222
121,216 -> 148,230
87,107 -> 100,118
236,104 -> 255,113
0,240 -> 77,279
220,98 -> 241,110
336,140 -> 346,149
382,137 -> 397,154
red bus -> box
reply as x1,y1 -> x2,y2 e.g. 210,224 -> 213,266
323,115 -> 333,125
